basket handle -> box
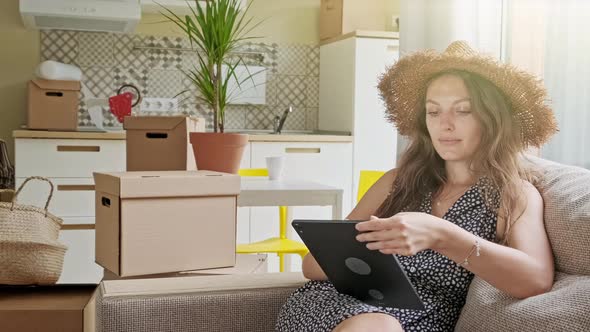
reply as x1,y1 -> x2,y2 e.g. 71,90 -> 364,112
11,176 -> 55,215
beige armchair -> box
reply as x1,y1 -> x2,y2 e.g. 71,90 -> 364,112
90,157 -> 590,332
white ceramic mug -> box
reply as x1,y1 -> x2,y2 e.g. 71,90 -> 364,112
266,156 -> 286,180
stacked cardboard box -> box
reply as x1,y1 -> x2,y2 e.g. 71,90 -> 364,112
124,116 -> 205,171
27,79 -> 81,131
93,170 -> 241,277
0,284 -> 96,332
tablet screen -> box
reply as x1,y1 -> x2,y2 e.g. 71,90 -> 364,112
292,219 -> 425,310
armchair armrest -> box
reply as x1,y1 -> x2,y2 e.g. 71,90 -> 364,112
92,272 -> 307,332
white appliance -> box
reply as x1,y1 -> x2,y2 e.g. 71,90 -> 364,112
19,0 -> 141,33
141,0 -> 247,14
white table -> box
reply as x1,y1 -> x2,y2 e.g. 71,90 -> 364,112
238,178 -> 343,219
238,178 -> 344,272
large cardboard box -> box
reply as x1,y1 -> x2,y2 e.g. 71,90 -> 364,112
102,253 -> 268,280
0,284 -> 96,332
124,116 -> 205,171
320,0 -> 390,40
27,79 -> 80,131
94,170 -> 240,277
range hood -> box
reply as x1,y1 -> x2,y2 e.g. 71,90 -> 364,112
141,0 -> 247,14
19,0 -> 141,33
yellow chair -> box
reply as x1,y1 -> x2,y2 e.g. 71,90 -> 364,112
357,170 -> 387,203
237,168 -> 308,272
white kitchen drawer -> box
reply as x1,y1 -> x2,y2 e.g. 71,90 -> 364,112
15,177 -> 96,218
57,229 -> 104,284
15,138 -> 125,178
250,141 -> 353,213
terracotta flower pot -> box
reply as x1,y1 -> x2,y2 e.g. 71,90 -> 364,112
189,132 -> 248,174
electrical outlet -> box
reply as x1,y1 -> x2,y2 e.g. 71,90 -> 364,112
140,97 -> 179,113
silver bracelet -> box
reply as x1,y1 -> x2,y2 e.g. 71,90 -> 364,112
458,238 -> 481,268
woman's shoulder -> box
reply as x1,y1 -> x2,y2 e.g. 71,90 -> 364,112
500,179 -> 543,221
515,179 -> 542,202
385,168 -> 398,179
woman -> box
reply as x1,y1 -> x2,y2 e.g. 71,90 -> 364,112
276,41 -> 558,332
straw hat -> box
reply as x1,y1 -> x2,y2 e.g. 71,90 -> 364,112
377,41 -> 558,148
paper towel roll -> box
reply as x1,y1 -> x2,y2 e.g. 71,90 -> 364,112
35,60 -> 82,81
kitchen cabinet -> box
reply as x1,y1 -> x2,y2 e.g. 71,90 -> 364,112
14,135 -> 125,284
319,31 -> 400,204
247,141 -> 353,272
13,131 -> 352,280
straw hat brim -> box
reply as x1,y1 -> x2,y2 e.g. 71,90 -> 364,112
377,41 -> 558,148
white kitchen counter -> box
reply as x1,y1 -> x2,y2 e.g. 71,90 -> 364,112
13,130 -> 353,143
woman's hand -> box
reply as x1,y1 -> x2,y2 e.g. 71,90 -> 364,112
355,213 -> 446,255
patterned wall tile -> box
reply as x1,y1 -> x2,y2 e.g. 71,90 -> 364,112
40,30 -> 78,63
147,69 -> 181,98
246,106 -> 274,130
79,67 -> 113,128
142,35 -> 184,70
277,45 -> 310,76
265,73 -> 279,107
305,77 -> 319,108
306,107 -> 319,131
81,67 -> 114,99
181,49 -> 201,72
103,111 -> 122,128
307,46 -> 320,77
280,106 -> 305,130
224,105 -> 247,129
113,67 -> 148,97
276,75 -> 307,107
114,34 -> 149,69
77,92 -> 92,127
42,31 -> 318,131
235,42 -> 279,73
77,32 -> 114,67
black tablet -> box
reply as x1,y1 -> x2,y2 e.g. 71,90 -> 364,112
292,219 -> 425,310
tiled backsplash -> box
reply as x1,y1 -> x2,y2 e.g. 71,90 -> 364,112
40,30 -> 320,131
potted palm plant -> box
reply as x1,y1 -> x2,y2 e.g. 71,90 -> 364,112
160,0 -> 263,173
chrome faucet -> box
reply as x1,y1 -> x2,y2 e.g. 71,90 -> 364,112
273,106 -> 293,134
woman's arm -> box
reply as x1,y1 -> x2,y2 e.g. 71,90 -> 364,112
302,169 -> 398,280
434,181 -> 554,298
356,181 -> 554,299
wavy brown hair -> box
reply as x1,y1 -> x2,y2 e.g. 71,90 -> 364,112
375,69 -> 534,244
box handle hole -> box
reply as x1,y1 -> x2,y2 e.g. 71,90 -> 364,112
101,197 -> 111,207
146,132 -> 168,139
45,92 -> 63,97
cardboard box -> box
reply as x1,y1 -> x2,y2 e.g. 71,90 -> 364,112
0,284 -> 97,332
101,253 -> 268,280
320,0 -> 390,40
27,79 -> 81,131
93,170 -> 240,277
124,116 -> 205,171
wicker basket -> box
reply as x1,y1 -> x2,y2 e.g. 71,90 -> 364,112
0,241 -> 67,285
0,176 -> 67,285
0,177 -> 63,241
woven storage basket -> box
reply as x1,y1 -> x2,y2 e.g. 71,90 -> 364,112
0,176 -> 67,285
0,241 -> 67,285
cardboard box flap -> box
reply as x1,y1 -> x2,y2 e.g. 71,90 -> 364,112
100,272 -> 306,298
31,79 -> 81,91
93,171 -> 240,198
123,116 -> 197,131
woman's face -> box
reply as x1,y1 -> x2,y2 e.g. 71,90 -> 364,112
425,74 -> 482,162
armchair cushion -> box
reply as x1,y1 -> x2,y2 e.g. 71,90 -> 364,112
526,156 -> 590,275
455,273 -> 590,332
94,272 -> 306,332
